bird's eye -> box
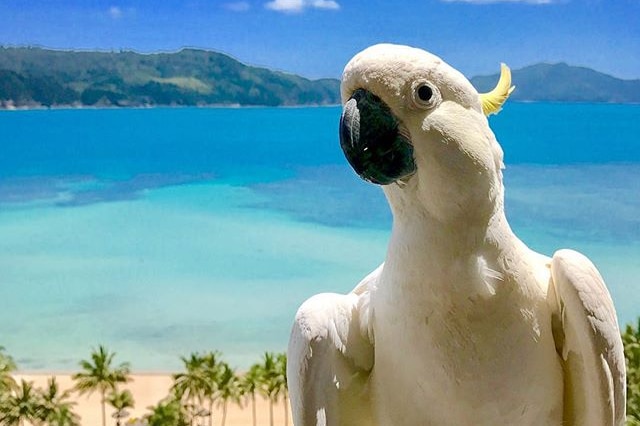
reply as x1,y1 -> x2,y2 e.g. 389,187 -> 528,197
417,85 -> 432,102
411,81 -> 440,109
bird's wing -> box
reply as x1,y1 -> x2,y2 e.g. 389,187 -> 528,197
287,266 -> 379,426
549,249 -> 626,426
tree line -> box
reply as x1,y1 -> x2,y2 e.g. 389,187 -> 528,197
2,318 -> 640,425
0,346 -> 288,426
0,47 -> 341,109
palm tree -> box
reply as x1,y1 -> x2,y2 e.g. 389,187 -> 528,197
0,346 -> 17,396
46,404 -> 82,426
624,318 -> 640,424
200,351 -> 221,426
276,352 -> 289,426
107,388 -> 135,426
38,377 -> 80,426
0,379 -> 41,426
72,345 -> 131,426
239,364 -> 262,426
146,396 -> 188,426
172,353 -> 210,425
258,352 -> 288,426
215,362 -> 241,426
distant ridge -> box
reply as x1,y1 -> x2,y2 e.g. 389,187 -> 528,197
471,63 -> 640,103
1,47 -> 639,108
0,47 -> 341,108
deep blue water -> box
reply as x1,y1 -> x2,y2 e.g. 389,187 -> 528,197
0,103 -> 639,371
2,103 -> 639,181
0,107 -> 342,180
493,103 -> 640,164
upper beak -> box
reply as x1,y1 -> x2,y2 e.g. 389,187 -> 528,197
339,89 -> 416,185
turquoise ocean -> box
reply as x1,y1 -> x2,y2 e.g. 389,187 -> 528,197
1,104 -> 639,371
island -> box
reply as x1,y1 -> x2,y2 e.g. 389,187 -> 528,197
1,47 -> 639,109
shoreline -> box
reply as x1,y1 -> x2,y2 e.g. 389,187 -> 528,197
13,372 -> 291,426
0,102 -> 342,112
2,100 -> 640,112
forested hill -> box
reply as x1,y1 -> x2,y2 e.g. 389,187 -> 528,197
471,62 -> 640,103
1,47 -> 639,108
0,47 -> 341,108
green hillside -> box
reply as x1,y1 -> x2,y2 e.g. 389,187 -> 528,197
0,47 -> 341,108
2,48 -> 639,108
471,62 -> 640,103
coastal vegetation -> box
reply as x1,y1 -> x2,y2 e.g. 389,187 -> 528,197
0,349 -> 80,426
166,351 -> 287,426
0,347 -> 16,396
72,345 -> 131,426
38,378 -> 80,426
106,389 -> 134,426
625,319 -> 640,425
0,346 -> 288,425
0,47 -> 340,108
1,325 -> 639,425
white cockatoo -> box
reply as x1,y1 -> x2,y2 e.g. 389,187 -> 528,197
287,44 -> 626,426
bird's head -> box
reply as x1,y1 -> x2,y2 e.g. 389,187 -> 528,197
340,44 -> 514,226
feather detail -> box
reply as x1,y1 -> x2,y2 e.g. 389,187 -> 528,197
480,63 -> 515,116
478,256 -> 504,296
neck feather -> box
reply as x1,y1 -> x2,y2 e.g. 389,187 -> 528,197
382,196 -> 523,300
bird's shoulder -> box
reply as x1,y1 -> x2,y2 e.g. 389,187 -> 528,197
289,264 -> 380,371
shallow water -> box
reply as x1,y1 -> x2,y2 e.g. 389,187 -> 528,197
0,104 -> 638,371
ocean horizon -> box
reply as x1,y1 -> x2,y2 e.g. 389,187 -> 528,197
1,103 -> 639,372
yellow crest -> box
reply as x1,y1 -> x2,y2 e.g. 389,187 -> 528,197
480,63 -> 515,116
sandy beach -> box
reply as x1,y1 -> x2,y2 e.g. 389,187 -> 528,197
14,373 -> 291,426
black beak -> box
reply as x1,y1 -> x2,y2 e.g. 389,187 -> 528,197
339,89 -> 416,185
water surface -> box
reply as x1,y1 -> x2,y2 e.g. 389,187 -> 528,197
0,104 -> 638,370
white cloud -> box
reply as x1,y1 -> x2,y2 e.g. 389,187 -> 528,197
441,0 -> 555,4
265,0 -> 339,13
266,0 -> 304,12
311,0 -> 340,9
108,6 -> 123,19
224,1 -> 251,12
107,6 -> 136,19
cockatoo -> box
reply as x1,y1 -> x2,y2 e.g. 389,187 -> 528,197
287,44 -> 626,426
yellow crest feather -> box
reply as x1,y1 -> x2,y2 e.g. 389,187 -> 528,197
480,63 -> 515,116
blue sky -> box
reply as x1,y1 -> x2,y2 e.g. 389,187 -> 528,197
0,0 -> 638,80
